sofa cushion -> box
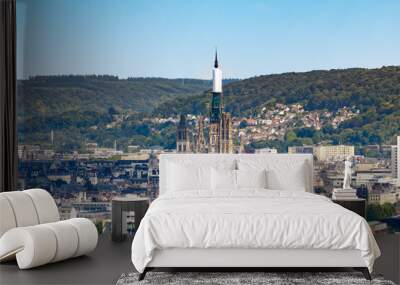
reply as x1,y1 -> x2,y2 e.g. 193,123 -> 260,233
42,221 -> 79,262
24,189 -> 60,224
65,218 -> 98,257
0,196 -> 17,237
0,192 -> 39,227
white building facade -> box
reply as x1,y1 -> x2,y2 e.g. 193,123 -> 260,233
314,145 -> 355,161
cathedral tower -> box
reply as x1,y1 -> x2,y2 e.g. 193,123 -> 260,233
219,112 -> 233,153
195,116 -> 207,153
210,51 -> 223,123
176,114 -> 190,152
208,51 -> 233,153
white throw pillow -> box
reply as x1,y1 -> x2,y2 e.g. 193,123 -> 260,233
167,162 -> 211,192
211,168 -> 237,191
236,169 -> 267,189
237,158 -> 308,192
266,161 -> 307,191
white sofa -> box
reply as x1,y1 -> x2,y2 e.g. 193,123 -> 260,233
0,189 -> 98,269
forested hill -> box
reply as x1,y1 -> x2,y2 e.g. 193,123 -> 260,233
16,75 -> 237,150
155,66 -> 400,117
17,75 -> 214,118
154,66 -> 400,145
17,67 -> 400,149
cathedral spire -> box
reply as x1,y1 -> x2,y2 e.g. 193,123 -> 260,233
212,50 -> 222,93
214,50 -> 219,68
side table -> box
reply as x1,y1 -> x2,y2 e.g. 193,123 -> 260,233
112,197 -> 149,242
332,198 -> 366,218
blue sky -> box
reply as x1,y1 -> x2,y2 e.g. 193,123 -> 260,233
17,0 -> 400,79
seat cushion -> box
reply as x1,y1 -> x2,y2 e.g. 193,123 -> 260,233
0,189 -> 60,239
42,221 -> 79,262
24,189 -> 60,224
0,192 -> 39,227
65,218 -> 98,257
0,196 -> 17,237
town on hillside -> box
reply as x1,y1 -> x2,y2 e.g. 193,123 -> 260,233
17,55 -> 400,235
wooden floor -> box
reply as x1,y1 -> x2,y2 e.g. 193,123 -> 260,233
0,234 -> 134,285
0,233 -> 398,285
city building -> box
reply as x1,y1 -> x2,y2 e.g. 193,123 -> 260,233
314,145 -> 355,161
391,145 -> 397,178
18,144 -> 55,160
176,114 -> 191,152
288,146 -> 314,154
381,144 -> 393,158
70,201 -> 111,221
85,142 -> 98,153
128,145 -> 140,153
368,191 -> 398,205
398,136 -> 400,181
392,136 -> 400,181
93,146 -> 123,159
356,168 -> 392,188
147,154 -> 159,200
47,169 -> 72,184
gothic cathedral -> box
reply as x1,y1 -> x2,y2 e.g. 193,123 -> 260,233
176,52 -> 233,153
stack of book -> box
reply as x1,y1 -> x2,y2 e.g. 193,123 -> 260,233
332,188 -> 358,200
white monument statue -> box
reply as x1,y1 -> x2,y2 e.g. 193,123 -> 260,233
343,155 -> 354,190
333,155 -> 357,200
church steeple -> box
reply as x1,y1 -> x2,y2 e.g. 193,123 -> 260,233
208,49 -> 233,154
211,50 -> 223,123
212,50 -> 222,93
214,50 -> 219,68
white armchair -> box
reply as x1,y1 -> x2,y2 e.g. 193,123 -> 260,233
0,189 -> 98,269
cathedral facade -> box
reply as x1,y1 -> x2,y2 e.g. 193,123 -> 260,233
176,52 -> 234,154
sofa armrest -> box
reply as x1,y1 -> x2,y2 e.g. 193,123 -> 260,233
0,226 -> 57,268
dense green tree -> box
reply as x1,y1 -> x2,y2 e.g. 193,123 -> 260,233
366,203 -> 396,221
295,127 -> 316,138
285,131 -> 298,142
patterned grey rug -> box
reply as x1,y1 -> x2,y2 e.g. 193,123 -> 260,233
116,271 -> 396,285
